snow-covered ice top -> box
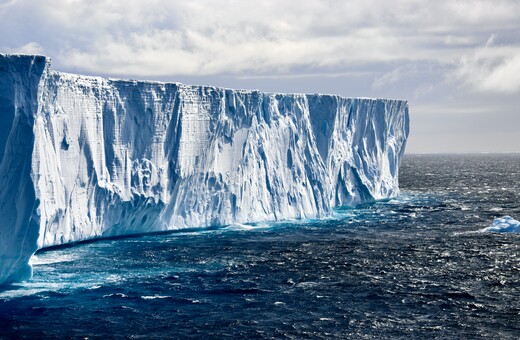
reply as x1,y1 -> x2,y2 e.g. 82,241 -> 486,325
0,54 -> 409,284
481,216 -> 520,233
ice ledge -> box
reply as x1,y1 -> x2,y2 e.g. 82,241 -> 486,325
0,54 -> 409,284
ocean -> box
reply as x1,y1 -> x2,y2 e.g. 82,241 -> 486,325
1,154 -> 519,338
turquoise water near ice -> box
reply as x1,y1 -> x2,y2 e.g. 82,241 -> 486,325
1,154 -> 519,338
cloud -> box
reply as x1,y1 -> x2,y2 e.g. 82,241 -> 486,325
0,0 -> 519,84
480,55 -> 520,93
0,0 -> 18,12
456,36 -> 520,94
372,66 -> 417,89
8,42 -> 45,55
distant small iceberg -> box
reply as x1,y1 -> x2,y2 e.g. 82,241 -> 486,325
481,216 -> 520,233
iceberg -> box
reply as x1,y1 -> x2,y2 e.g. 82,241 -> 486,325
0,54 -> 409,284
482,216 -> 520,233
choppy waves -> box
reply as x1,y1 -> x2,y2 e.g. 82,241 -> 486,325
1,154 -> 519,338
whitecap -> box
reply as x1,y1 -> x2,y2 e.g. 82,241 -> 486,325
103,293 -> 127,298
141,295 -> 171,300
30,253 -> 77,266
0,282 -> 67,300
226,223 -> 257,231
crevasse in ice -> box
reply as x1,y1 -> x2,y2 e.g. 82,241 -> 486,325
0,54 -> 409,284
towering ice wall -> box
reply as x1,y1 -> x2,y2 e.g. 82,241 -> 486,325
0,54 -> 409,284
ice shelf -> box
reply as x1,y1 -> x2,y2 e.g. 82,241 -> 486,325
0,54 -> 409,284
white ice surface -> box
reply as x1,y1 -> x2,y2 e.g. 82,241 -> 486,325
0,54 -> 409,284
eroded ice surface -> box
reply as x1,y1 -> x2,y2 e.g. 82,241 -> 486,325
0,54 -> 409,284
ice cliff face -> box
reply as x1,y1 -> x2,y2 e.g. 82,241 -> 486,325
0,54 -> 409,284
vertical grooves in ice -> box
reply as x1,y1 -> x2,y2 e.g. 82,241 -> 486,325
0,55 -> 409,284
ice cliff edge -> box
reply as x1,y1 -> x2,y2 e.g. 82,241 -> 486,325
0,54 -> 409,284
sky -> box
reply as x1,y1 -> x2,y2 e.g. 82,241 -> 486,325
1,0 -> 519,153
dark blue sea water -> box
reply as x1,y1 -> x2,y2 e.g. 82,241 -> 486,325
1,154 -> 520,339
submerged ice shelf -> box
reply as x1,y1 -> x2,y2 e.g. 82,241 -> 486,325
0,54 -> 409,284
